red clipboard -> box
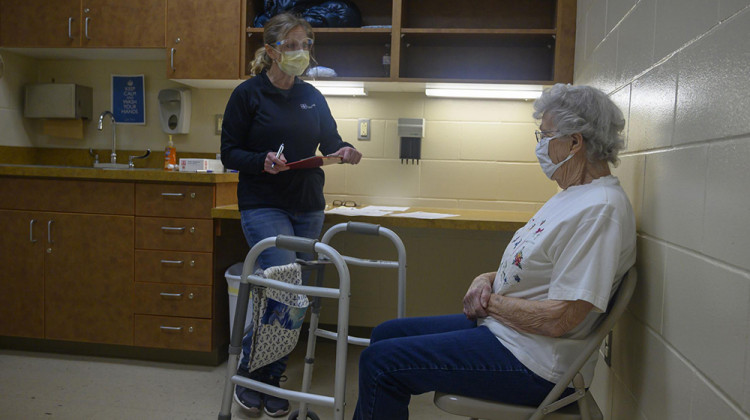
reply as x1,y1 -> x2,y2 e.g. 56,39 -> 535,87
286,155 -> 343,170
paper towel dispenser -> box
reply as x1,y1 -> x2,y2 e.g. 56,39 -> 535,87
24,83 -> 93,119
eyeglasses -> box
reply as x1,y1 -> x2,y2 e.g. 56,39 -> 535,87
534,130 -> 559,143
332,200 -> 357,207
273,37 -> 314,52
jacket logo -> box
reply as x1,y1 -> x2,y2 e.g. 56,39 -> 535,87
300,103 -> 316,110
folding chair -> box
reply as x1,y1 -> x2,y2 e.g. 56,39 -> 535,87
434,267 -> 637,420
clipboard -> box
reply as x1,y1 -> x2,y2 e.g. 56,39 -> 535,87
286,155 -> 343,170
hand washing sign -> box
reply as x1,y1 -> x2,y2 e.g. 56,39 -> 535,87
111,74 -> 145,124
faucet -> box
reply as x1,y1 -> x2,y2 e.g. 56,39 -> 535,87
129,149 -> 151,168
97,111 -> 117,164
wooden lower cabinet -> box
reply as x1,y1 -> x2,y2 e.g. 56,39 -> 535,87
134,314 -> 212,351
44,212 -> 134,345
134,283 -> 212,318
132,181 -> 238,357
0,176 -> 238,363
0,209 -> 133,344
135,250 -> 212,285
0,210 -> 46,338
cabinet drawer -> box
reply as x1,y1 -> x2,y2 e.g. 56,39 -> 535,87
135,217 -> 213,252
134,315 -> 211,352
134,283 -> 212,318
135,183 -> 214,218
0,177 -> 134,215
135,250 -> 212,285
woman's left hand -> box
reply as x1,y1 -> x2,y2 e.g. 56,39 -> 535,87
331,146 -> 362,164
463,273 -> 493,320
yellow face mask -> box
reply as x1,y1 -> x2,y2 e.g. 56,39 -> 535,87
277,50 -> 310,77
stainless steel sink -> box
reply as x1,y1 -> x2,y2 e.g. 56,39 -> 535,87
100,167 -> 162,171
93,162 -> 130,169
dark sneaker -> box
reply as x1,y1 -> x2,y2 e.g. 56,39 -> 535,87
262,375 -> 290,417
234,385 -> 262,417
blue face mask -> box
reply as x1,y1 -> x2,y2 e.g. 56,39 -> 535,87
535,135 -> 575,179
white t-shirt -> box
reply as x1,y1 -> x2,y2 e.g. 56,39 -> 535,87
479,175 -> 636,386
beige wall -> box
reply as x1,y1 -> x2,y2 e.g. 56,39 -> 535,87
0,50 -> 555,210
0,51 -> 37,146
324,93 -> 556,210
576,1 -> 750,419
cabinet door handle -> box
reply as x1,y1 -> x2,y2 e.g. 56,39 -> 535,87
29,219 -> 38,243
159,326 -> 182,332
84,17 -> 91,40
160,259 -> 184,266
160,292 -> 183,298
160,192 -> 184,198
170,48 -> 176,72
47,220 -> 54,244
161,226 -> 186,233
68,17 -> 75,40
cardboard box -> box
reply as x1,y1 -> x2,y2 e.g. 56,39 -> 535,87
179,158 -> 224,172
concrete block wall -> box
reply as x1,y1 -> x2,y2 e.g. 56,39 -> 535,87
576,1 -> 750,419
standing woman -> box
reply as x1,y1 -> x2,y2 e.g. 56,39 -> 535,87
220,13 -> 362,418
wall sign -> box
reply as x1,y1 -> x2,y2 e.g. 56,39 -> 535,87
111,74 -> 145,124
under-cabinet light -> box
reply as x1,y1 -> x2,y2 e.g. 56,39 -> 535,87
308,81 -> 367,96
425,83 -> 543,100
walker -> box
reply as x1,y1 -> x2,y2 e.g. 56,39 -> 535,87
218,222 -> 407,420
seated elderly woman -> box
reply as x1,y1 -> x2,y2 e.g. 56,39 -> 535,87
352,84 -> 637,420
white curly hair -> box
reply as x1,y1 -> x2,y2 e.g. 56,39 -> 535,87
533,84 -> 626,165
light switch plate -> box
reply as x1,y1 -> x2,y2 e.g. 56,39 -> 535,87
215,114 -> 223,135
357,118 -> 370,140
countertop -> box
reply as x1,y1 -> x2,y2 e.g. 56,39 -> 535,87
212,204 -> 534,231
0,164 -> 239,183
0,164 -> 534,231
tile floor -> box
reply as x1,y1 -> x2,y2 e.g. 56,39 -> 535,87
0,339 -> 457,420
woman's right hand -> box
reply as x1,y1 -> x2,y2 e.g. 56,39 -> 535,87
264,151 -> 288,174
463,272 -> 494,320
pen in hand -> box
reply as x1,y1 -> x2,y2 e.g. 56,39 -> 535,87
271,143 -> 285,169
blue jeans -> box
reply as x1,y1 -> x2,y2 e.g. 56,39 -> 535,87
238,207 -> 325,377
353,314 -> 567,420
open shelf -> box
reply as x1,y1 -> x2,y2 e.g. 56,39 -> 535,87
400,0 -> 558,30
399,33 -> 556,82
242,0 -> 575,83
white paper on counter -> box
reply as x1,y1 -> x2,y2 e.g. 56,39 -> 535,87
388,211 -> 459,219
362,205 -> 410,212
325,207 -> 394,217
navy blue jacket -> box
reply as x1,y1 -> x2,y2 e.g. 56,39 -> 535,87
220,72 -> 351,211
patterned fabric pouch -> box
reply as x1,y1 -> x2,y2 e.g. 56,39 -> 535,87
248,262 -> 308,372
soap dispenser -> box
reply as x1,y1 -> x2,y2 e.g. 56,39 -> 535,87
158,88 -> 191,134
164,135 -> 177,171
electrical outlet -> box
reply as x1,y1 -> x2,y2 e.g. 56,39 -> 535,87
215,114 -> 223,135
358,118 -> 370,140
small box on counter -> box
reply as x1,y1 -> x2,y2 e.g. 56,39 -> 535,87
179,158 -> 224,172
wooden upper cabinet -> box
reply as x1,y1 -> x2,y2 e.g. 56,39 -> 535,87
167,0 -> 241,79
81,0 -> 166,48
0,0 -> 165,47
0,0 -> 81,47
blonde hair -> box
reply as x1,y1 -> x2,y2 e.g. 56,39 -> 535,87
250,13 -> 314,76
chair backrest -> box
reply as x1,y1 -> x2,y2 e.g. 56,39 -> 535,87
531,267 -> 638,418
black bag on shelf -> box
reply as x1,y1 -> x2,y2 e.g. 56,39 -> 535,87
254,0 -> 361,28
